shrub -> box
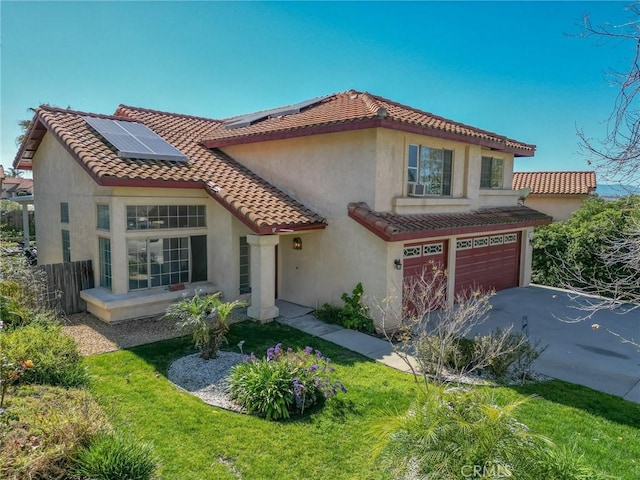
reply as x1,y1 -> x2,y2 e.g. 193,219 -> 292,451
0,354 -> 33,408
314,284 -> 374,333
1,323 -> 88,388
340,283 -> 374,333
475,329 -> 546,380
0,255 -> 59,326
444,336 -> 477,371
0,280 -> 29,328
72,433 -> 158,480
419,330 -> 545,382
163,290 -> 245,359
314,303 -> 342,324
0,385 -> 111,480
375,385 -> 605,479
228,343 -> 346,420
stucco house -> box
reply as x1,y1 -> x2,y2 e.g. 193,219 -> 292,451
512,171 -> 596,221
0,166 -> 33,199
14,90 -> 551,326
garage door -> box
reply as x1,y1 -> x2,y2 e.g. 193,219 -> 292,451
455,232 -> 520,295
403,240 -> 448,311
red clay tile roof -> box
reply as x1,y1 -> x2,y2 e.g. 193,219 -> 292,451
348,202 -> 552,242
202,90 -> 535,156
512,171 -> 596,195
1,177 -> 33,195
13,105 -> 326,234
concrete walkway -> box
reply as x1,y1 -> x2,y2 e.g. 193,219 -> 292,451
275,300 -> 414,372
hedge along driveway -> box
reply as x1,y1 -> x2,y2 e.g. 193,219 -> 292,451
84,321 -> 640,480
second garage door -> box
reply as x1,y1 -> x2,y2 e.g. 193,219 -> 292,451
455,232 -> 520,295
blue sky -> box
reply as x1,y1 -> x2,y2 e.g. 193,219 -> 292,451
1,1 -> 634,181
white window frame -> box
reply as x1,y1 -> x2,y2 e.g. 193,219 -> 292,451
407,144 -> 453,196
480,156 -> 504,189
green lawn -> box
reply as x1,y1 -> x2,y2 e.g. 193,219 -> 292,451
84,321 -> 640,479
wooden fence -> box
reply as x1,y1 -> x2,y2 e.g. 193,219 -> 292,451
37,260 -> 94,315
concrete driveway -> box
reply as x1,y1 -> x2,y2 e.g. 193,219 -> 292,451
473,285 -> 640,403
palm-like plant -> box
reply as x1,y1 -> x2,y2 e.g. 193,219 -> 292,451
163,290 -> 245,359
373,386 -> 577,479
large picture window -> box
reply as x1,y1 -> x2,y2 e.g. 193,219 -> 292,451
127,236 -> 207,290
480,157 -> 504,189
126,205 -> 205,230
407,145 -> 453,196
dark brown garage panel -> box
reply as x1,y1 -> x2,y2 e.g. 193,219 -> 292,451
403,239 -> 448,280
403,239 -> 448,312
455,232 -> 520,295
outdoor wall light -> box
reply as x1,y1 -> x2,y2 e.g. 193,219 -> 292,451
292,237 -> 302,250
394,259 -> 402,270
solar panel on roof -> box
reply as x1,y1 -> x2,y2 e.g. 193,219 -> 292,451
83,116 -> 187,162
223,94 -> 332,129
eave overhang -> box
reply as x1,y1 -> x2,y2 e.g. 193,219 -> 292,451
203,118 -> 536,157
348,202 -> 552,242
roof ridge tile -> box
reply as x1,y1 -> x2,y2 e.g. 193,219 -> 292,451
116,104 -> 221,123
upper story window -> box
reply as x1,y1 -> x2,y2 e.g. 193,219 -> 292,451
480,157 -> 504,189
97,204 -> 110,230
60,202 -> 69,223
407,145 -> 453,196
126,205 -> 206,230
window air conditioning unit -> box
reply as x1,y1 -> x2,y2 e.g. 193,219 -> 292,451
408,183 -> 426,197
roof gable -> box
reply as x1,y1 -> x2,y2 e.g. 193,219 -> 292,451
513,171 -> 596,195
202,90 -> 536,156
13,105 -> 325,234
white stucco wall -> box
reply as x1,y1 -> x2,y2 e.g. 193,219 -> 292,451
223,127 -> 527,323
223,130 -> 388,310
31,133 -> 111,265
31,134 -> 248,308
523,195 -> 587,221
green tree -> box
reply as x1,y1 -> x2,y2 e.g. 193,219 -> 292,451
4,167 -> 24,179
572,4 -> 640,321
15,108 -> 36,148
532,195 -> 640,303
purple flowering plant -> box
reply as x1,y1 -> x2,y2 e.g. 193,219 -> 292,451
228,343 -> 346,420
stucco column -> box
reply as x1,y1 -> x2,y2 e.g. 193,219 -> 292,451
521,228 -> 534,286
21,202 -> 30,248
110,198 -> 128,295
446,236 -> 457,306
247,234 -> 280,322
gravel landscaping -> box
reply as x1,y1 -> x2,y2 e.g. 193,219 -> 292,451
62,311 -> 248,412
167,351 -> 246,413
62,311 -> 186,356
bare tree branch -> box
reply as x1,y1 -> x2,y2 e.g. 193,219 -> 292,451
579,3 -> 640,185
